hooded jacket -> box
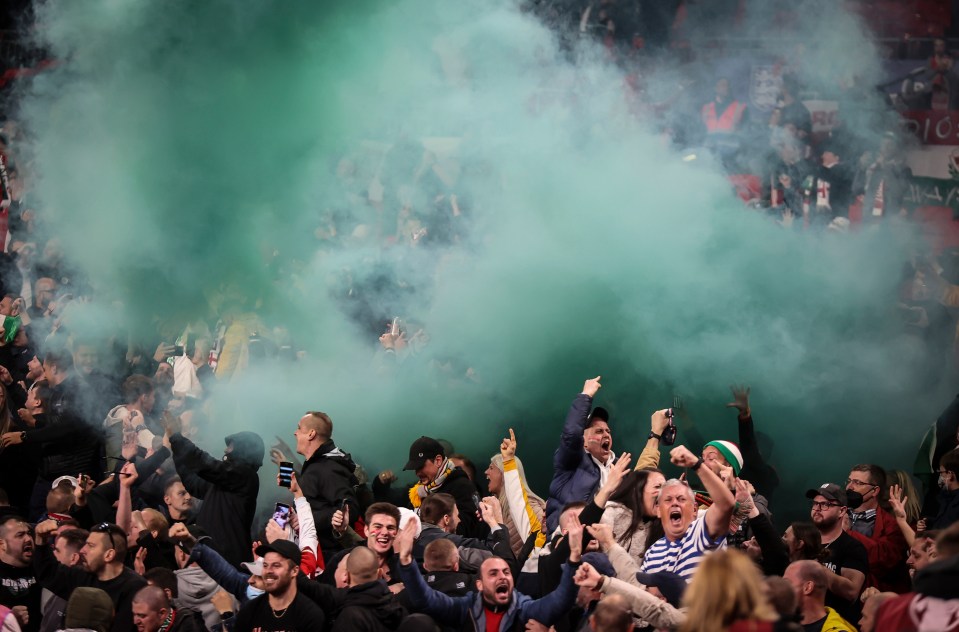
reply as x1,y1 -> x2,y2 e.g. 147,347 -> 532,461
170,431 -> 263,567
175,566 -> 236,630
330,580 -> 406,632
299,440 -> 359,562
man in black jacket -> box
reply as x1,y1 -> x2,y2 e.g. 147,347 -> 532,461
33,520 -> 146,632
293,411 -> 358,565
0,348 -> 101,521
404,436 -> 485,538
165,416 -> 263,568
331,546 -> 406,631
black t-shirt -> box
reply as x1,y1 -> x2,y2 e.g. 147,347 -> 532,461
822,531 -> 868,624
803,616 -> 826,632
234,592 -> 326,632
0,560 -> 41,632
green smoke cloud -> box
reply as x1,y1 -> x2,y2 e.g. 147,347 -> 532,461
18,0 -> 942,521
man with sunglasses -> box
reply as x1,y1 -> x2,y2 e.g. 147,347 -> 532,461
32,520 -> 146,632
805,483 -> 868,625
843,464 -> 909,593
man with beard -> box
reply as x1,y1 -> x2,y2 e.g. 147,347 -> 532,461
640,445 -> 735,581
0,516 -> 38,632
165,416 -> 263,567
234,541 -> 324,632
397,516 -> 582,630
32,520 -> 146,632
805,483 -> 868,624
546,376 -> 616,533
130,585 -> 205,632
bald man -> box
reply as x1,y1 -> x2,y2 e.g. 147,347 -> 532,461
293,411 -> 359,563
783,561 -> 856,632
329,546 -> 404,632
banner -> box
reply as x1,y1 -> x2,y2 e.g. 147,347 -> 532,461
902,111 -> 959,146
906,176 -> 959,213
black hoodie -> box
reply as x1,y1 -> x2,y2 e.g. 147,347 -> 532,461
170,431 -> 264,567
329,580 -> 406,632
299,440 -> 359,562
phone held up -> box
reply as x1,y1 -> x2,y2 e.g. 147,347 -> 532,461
278,461 -> 294,488
273,503 -> 292,530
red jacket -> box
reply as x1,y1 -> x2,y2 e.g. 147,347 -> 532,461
876,592 -> 959,632
845,506 -> 910,593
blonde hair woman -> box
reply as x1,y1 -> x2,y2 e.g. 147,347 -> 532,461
680,549 -> 787,632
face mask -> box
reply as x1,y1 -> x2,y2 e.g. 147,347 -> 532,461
246,585 -> 264,600
939,475 -> 948,489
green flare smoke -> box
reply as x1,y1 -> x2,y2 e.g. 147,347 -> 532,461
18,0 -> 941,518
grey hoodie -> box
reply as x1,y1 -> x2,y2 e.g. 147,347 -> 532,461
175,566 -> 236,630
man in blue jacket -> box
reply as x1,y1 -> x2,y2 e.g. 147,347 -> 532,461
545,376 -> 614,533
397,518 -> 583,630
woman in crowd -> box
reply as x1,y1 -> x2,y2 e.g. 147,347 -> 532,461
485,428 -> 547,557
599,468 -> 665,567
680,549 -> 798,632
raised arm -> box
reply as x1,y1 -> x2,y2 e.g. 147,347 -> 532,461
500,428 -> 545,546
671,445 -> 734,540
290,473 -> 319,577
886,484 -> 916,547
635,410 -> 671,470
167,417 -> 245,493
555,377 -> 601,471
726,385 -> 779,497
395,520 -> 469,625
116,462 -> 138,540
597,576 -> 686,630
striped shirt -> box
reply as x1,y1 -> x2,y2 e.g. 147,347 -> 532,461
640,513 -> 726,582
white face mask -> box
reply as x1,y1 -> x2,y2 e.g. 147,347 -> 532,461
246,585 -> 264,600
940,474 -> 949,489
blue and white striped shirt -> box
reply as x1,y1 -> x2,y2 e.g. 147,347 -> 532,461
640,513 -> 726,582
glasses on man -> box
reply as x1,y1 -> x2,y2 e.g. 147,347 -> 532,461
845,478 -> 877,488
811,501 -> 841,511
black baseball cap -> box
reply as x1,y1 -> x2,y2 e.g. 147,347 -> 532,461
404,436 -> 444,471
255,540 -> 301,566
805,483 -> 862,508
588,407 -> 610,423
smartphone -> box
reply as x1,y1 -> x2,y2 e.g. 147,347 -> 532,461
278,461 -> 294,488
390,318 -> 400,336
273,503 -> 292,530
174,345 -> 184,356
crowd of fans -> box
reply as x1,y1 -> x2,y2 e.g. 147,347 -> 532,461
1,357 -> 958,632
2,3 -> 959,632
